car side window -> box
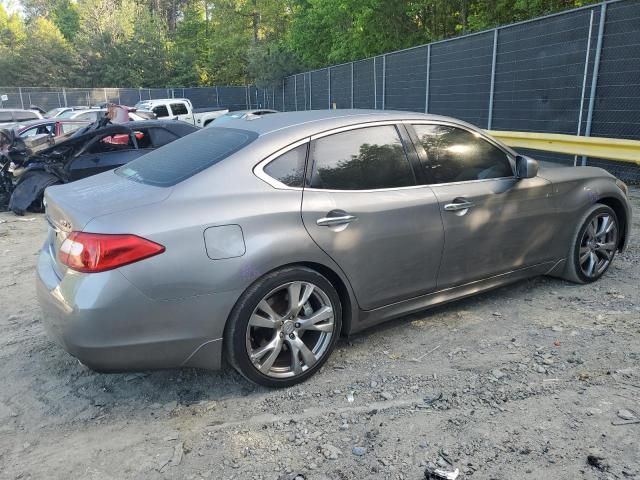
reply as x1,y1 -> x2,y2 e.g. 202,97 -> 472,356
309,125 -> 415,190
412,124 -> 513,184
153,105 -> 169,118
263,144 -> 307,188
170,103 -> 188,116
148,128 -> 179,148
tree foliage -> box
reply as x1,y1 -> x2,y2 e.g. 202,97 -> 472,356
0,0 -> 597,88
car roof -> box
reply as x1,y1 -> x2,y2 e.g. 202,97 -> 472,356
16,118 -> 88,128
215,109 -> 471,136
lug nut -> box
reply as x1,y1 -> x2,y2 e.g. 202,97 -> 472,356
294,322 -> 301,328
289,333 -> 295,339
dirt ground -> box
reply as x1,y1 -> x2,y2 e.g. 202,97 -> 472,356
0,188 -> 639,480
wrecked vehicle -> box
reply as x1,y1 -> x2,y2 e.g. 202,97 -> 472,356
2,119 -> 199,215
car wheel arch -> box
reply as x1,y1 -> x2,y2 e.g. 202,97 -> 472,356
596,196 -> 627,250
223,261 -> 356,341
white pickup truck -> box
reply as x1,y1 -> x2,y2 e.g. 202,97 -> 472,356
134,99 -> 228,127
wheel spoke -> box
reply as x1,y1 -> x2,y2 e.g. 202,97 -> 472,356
288,335 -> 317,372
586,252 -> 597,276
586,220 -> 596,241
287,282 -> 302,315
299,283 -> 315,306
579,246 -> 591,264
596,215 -> 611,237
297,305 -> 334,332
257,299 -> 281,321
249,313 -> 279,329
251,335 -> 283,373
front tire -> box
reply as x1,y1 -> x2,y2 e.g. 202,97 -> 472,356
225,266 -> 342,388
562,204 -> 619,284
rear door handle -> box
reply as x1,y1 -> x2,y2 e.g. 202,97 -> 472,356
443,200 -> 474,212
316,214 -> 358,227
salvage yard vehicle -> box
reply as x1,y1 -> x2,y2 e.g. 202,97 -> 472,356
44,106 -> 89,118
13,119 -> 90,138
4,120 -> 199,214
0,108 -> 43,126
37,110 -> 631,388
134,98 -> 228,127
209,109 -> 278,125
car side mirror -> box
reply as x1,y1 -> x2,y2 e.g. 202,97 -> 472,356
515,155 -> 538,179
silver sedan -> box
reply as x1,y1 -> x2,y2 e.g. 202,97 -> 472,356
37,110 -> 631,387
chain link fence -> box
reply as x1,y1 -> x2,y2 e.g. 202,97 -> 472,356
267,0 -> 638,182
1,0 -> 638,181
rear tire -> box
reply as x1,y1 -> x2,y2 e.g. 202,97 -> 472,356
225,266 -> 342,388
562,204 -> 618,284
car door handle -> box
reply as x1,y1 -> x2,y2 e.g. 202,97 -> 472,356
316,214 -> 358,227
443,200 -> 474,212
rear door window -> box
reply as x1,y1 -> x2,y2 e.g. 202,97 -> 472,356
309,125 -> 415,190
152,105 -> 169,118
117,127 -> 258,187
170,103 -> 189,115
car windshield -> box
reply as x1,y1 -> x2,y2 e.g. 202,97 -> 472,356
116,127 -> 258,187
45,108 -> 63,117
57,110 -> 76,119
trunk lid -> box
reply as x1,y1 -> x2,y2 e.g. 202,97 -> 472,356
44,170 -> 172,278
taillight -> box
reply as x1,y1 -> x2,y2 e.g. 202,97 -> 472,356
59,232 -> 165,273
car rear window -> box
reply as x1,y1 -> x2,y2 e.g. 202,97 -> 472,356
116,127 -> 257,187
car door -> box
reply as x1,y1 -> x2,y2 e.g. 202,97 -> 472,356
68,132 -> 143,181
408,122 -> 555,290
301,123 -> 445,311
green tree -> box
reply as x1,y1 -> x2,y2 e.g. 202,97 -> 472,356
3,17 -> 77,86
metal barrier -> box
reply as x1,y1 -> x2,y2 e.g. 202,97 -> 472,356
488,131 -> 640,165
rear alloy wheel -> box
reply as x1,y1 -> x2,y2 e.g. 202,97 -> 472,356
226,267 -> 341,387
563,204 -> 618,284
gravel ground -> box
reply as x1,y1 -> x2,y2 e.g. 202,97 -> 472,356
0,188 -> 639,480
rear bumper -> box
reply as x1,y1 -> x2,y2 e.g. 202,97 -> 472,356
36,249 -> 239,372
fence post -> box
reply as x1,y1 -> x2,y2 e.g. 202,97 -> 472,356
62,87 -> 68,107
583,2 -> 607,166
487,28 -> 499,129
425,45 -> 431,113
103,88 -> 108,103
381,54 -> 386,110
138,88 -> 142,102
18,87 -> 24,109
215,86 -> 219,107
576,9 -> 595,165
328,67 -> 331,109
309,73 -> 313,109
350,62 -> 354,109
294,75 -> 298,111
373,57 -> 377,109
303,74 -> 307,110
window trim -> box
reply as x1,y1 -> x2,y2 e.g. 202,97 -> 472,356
406,121 -> 516,186
253,119 -> 516,193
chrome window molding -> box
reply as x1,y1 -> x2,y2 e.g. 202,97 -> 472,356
253,118 -> 518,192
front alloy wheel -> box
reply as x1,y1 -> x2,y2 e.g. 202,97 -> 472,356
578,212 -> 618,279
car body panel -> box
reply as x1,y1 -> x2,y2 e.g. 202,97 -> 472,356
35,110 -> 632,373
431,176 -> 557,289
302,186 -> 444,310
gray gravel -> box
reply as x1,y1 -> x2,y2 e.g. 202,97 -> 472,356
0,187 -> 639,479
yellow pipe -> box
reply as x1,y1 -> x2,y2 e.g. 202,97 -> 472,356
485,130 -> 640,165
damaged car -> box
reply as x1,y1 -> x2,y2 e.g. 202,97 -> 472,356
1,119 -> 199,215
